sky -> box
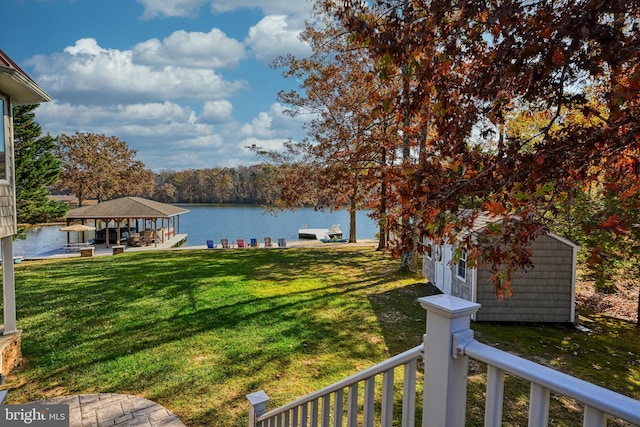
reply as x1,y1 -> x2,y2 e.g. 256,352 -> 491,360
2,0 -> 316,171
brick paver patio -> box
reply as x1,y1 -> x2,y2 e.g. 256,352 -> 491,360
35,393 -> 185,426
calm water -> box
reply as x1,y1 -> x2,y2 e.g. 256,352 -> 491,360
14,205 -> 378,258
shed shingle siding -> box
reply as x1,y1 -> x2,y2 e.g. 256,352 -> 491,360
473,234 -> 574,322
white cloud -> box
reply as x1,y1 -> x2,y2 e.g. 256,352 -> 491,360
246,15 -> 311,64
239,137 -> 289,153
268,102 -> 309,130
238,112 -> 274,138
208,0 -> 312,19
28,38 -> 247,105
36,101 -> 208,139
19,4 -> 315,171
232,103 -> 305,139
138,0 -> 207,19
35,100 -> 304,171
138,0 -> 313,23
199,100 -> 233,123
133,28 -> 246,69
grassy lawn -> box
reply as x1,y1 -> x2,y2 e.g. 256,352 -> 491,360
1,246 -> 639,426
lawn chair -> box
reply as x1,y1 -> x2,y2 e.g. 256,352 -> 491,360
250,238 -> 258,248
221,238 -> 230,248
264,236 -> 272,247
237,239 -> 247,248
278,238 -> 286,248
130,232 -> 142,247
206,240 -> 216,249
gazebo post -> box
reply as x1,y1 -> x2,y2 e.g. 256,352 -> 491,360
104,218 -> 109,248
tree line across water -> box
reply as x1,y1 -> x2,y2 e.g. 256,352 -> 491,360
152,165 -> 283,205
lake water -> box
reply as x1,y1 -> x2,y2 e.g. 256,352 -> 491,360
13,205 -> 379,258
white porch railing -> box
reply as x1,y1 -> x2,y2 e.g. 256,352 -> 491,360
248,294 -> 640,427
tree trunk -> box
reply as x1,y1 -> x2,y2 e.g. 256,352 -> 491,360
399,61 -> 417,272
349,193 -> 357,243
399,249 -> 418,273
377,147 -> 387,251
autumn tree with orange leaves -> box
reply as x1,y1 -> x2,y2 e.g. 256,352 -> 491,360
323,0 -> 640,297
265,6 -> 401,247
57,132 -> 155,206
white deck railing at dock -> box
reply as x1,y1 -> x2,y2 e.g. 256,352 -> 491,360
248,294 -> 640,427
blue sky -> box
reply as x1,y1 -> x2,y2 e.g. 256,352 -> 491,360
2,0 -> 315,171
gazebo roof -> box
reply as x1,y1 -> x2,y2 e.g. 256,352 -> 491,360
0,49 -> 51,105
66,197 -> 189,220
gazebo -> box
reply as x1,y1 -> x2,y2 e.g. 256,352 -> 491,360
65,197 -> 189,247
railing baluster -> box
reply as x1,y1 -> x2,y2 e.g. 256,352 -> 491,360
311,399 -> 319,427
347,383 -> 358,427
528,383 -> 550,427
402,359 -> 417,427
321,395 -> 330,427
334,389 -> 344,427
484,365 -> 504,427
284,409 -> 290,427
381,369 -> 394,426
583,405 -> 607,427
301,402 -> 308,427
292,406 -> 299,427
364,377 -> 375,427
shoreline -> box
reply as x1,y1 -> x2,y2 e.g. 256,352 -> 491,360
19,235 -> 380,262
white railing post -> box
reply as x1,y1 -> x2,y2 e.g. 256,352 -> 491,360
247,390 -> 270,427
419,294 -> 481,427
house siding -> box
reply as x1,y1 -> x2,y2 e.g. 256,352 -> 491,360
0,98 -> 15,238
475,234 -> 575,323
0,184 -> 16,237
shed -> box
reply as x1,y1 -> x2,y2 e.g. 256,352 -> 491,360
0,49 -> 51,377
65,197 -> 189,247
422,213 -> 579,323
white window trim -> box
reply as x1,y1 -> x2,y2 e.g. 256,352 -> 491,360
456,251 -> 467,282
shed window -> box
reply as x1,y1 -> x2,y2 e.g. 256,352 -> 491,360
457,251 -> 467,280
0,97 -> 6,180
424,239 -> 433,259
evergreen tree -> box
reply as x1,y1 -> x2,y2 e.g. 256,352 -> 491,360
13,104 -> 68,224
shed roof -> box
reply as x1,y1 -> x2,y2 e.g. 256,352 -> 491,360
458,211 -> 579,249
66,197 -> 189,220
0,49 -> 51,105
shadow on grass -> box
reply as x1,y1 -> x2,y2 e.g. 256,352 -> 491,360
7,247 -> 418,426
367,281 -> 441,355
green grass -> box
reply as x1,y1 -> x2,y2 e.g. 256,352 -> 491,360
1,247 -> 638,426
